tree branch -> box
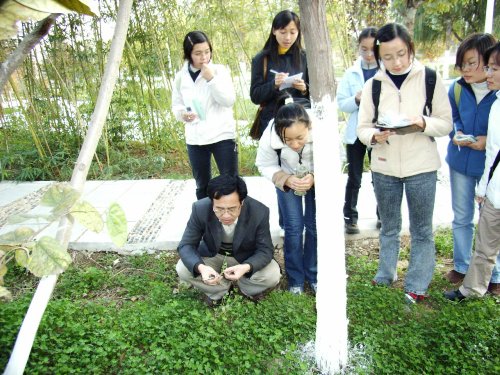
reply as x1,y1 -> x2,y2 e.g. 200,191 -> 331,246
0,13 -> 61,94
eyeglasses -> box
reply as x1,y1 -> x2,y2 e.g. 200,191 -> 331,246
213,205 -> 241,216
459,61 -> 479,71
483,65 -> 499,74
380,49 -> 408,63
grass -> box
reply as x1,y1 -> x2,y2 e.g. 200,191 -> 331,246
1,229 -> 499,374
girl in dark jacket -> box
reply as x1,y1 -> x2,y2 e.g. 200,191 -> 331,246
250,10 -> 310,140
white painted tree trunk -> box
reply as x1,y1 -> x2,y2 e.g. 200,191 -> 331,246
3,1 -> 133,374
312,96 -> 349,373
298,0 -> 349,373
484,0 -> 495,33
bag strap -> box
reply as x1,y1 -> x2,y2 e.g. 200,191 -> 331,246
453,81 -> 462,108
263,56 -> 268,81
371,79 -> 382,123
424,67 -> 436,116
488,149 -> 500,183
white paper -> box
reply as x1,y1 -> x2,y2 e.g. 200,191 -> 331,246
279,72 -> 303,90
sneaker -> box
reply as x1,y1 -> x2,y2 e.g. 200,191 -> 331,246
445,270 -> 465,284
288,286 -> 303,295
404,292 -> 426,304
487,282 -> 500,296
443,289 -> 466,302
345,223 -> 360,235
310,283 -> 317,295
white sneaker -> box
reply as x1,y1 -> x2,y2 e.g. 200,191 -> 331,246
288,286 -> 303,295
311,283 -> 317,294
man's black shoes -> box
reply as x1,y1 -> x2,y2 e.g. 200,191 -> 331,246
443,289 -> 466,302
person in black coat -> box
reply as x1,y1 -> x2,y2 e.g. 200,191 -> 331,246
250,10 -> 310,139
176,174 -> 281,305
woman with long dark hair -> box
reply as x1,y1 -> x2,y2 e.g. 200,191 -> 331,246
250,10 -> 310,140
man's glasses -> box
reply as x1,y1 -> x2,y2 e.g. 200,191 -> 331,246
213,205 -> 241,216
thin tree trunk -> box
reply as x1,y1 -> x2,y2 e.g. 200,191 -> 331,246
3,2 -> 133,374
0,14 -> 61,95
299,1 -> 348,373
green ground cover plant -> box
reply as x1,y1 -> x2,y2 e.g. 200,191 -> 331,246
1,229 -> 499,374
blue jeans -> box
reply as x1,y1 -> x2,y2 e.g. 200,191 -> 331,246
187,139 -> 238,200
450,168 -> 500,282
373,171 -> 437,295
276,187 -> 317,288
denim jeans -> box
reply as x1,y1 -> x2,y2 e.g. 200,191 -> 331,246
450,167 -> 500,282
343,139 -> 367,224
276,187 -> 317,288
187,139 -> 238,200
373,171 -> 437,294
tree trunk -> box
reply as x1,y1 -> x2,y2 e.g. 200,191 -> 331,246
401,0 -> 424,36
299,1 -> 348,373
3,1 -> 134,374
0,13 -> 61,95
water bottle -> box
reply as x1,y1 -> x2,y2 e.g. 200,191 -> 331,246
294,164 -> 309,196
185,107 -> 199,124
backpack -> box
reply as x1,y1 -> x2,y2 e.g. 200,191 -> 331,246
371,66 -> 437,124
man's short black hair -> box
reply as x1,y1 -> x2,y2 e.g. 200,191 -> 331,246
207,174 -> 247,202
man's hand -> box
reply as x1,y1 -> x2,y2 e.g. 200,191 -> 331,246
223,264 -> 251,281
198,264 -> 222,285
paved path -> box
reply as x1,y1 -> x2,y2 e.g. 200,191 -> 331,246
0,169 -> 454,253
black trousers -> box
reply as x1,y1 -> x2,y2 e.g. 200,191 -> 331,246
343,138 -> 369,224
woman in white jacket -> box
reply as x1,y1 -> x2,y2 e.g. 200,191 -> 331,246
256,94 -> 316,295
357,23 -> 452,304
445,42 -> 500,300
172,31 -> 238,199
337,27 -> 378,234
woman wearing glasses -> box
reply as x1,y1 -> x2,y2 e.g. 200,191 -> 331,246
337,27 -> 378,235
255,93 -> 316,295
444,33 -> 499,294
357,23 -> 452,304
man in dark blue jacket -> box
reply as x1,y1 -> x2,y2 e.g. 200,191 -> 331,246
176,174 -> 281,306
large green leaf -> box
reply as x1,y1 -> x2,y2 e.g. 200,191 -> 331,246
15,248 -> 30,268
7,213 -> 50,224
28,236 -> 72,277
106,203 -> 128,247
0,227 -> 35,245
40,183 -> 80,217
0,0 -> 47,39
17,0 -> 96,15
70,200 -> 104,233
0,0 -> 97,42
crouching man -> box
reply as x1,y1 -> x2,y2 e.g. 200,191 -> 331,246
176,174 -> 281,306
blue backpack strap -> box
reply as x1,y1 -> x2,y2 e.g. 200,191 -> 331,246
371,79 -> 381,123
